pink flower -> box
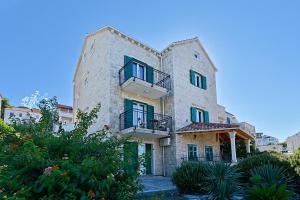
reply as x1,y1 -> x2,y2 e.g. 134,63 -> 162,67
43,167 -> 53,176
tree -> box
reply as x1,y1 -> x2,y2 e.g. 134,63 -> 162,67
1,97 -> 11,119
0,98 -> 140,200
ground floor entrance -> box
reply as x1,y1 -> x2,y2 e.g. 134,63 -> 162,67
124,142 -> 153,175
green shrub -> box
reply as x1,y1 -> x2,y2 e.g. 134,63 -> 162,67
289,148 -> 300,176
237,152 -> 294,182
171,161 -> 208,194
0,98 -> 140,200
246,164 -> 294,200
206,162 -> 242,200
0,118 -> 15,135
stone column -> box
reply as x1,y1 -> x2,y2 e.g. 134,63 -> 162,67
245,139 -> 251,154
229,131 -> 237,163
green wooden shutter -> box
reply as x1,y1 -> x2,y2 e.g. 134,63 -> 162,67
146,65 -> 154,84
203,111 -> 209,123
124,56 -> 133,81
145,144 -> 152,175
201,75 -> 207,90
190,70 -> 195,85
124,142 -> 139,173
191,107 -> 197,122
124,99 -> 133,128
147,104 -> 154,129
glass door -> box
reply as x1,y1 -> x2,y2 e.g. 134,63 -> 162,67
133,102 -> 146,128
132,62 -> 145,80
205,146 -> 213,161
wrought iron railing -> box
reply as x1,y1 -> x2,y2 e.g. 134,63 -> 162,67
119,63 -> 171,91
180,155 -> 226,163
119,108 -> 172,132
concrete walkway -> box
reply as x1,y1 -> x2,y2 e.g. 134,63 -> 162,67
138,176 -> 177,196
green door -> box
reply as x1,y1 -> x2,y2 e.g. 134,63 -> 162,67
124,142 -> 138,173
145,144 -> 152,175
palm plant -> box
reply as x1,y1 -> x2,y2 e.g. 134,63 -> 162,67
205,162 -> 242,200
246,164 -> 294,200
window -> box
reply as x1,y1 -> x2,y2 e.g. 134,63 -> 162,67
19,113 -> 22,117
9,112 -> 15,118
205,146 -> 213,161
190,70 -> 207,90
196,109 -> 203,123
195,73 -> 201,87
188,144 -> 198,161
194,51 -> 200,59
226,117 -> 231,124
132,62 -> 145,80
191,107 -> 209,123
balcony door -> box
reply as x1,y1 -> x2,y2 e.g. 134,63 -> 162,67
133,102 -> 147,128
132,62 -> 145,80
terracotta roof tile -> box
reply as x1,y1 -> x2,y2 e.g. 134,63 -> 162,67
177,122 -> 239,132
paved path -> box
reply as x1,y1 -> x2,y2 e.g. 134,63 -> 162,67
138,176 -> 177,196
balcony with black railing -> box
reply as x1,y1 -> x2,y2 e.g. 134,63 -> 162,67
119,58 -> 171,99
119,108 -> 172,137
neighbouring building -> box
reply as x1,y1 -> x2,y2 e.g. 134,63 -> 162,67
257,144 -> 283,153
239,122 -> 256,137
225,112 -> 238,125
4,107 -> 42,124
57,104 -> 73,124
286,132 -> 300,153
73,26 -> 254,176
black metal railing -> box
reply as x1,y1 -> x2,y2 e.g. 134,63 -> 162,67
180,155 -> 226,163
119,108 -> 172,132
119,64 -> 171,91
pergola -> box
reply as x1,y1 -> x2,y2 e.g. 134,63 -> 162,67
176,123 -> 254,162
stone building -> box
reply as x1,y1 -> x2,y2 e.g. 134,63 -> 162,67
4,107 -> 42,124
73,26 -> 253,176
286,132 -> 300,153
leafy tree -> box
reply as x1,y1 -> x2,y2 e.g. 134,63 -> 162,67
0,98 -> 140,200
1,97 -> 11,119
290,148 -> 300,176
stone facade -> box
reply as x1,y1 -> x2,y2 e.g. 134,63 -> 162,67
73,26 -> 246,176
286,132 -> 300,153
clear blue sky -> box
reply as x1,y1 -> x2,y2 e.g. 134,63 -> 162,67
0,0 -> 299,141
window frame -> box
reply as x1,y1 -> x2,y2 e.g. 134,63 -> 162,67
187,144 -> 198,161
204,145 -> 214,161
132,62 -> 146,81
195,109 -> 203,123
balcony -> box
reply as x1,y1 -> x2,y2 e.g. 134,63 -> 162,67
119,108 -> 172,138
119,58 -> 171,99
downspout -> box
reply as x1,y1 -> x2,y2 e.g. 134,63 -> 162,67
160,53 -> 166,176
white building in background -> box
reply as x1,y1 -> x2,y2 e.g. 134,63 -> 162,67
3,107 -> 42,124
286,132 -> 300,153
57,104 -> 73,124
225,112 -> 238,124
239,122 -> 256,137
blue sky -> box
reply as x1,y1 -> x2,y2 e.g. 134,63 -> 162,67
0,0 -> 299,141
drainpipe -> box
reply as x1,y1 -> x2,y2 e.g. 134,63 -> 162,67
160,54 -> 166,177
162,145 -> 166,176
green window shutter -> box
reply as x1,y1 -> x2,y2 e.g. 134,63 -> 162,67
146,104 -> 154,129
124,99 -> 133,128
201,75 -> 207,90
190,70 -> 195,85
124,55 -> 133,81
124,142 -> 139,173
191,107 -> 197,123
146,65 -> 154,84
203,111 -> 209,123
